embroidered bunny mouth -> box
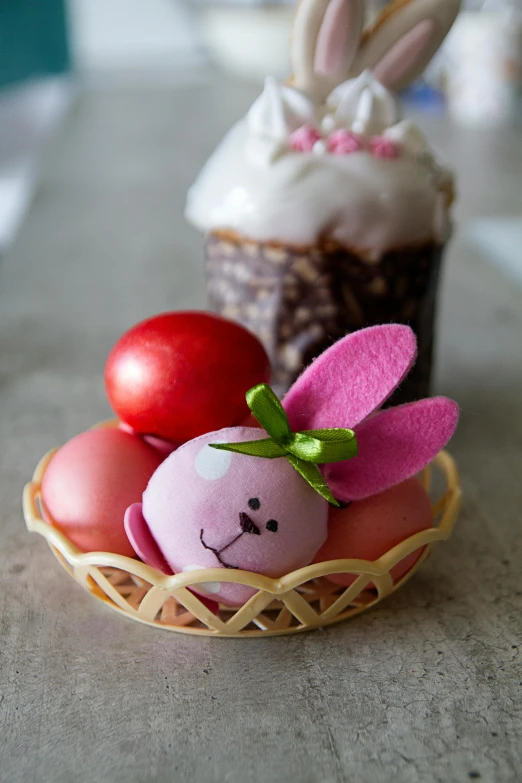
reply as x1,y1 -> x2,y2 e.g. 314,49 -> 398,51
199,511 -> 264,568
199,529 -> 242,569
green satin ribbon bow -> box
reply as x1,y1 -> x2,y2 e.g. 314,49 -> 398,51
210,383 -> 358,506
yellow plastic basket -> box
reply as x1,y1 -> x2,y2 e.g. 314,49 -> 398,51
23,430 -> 461,638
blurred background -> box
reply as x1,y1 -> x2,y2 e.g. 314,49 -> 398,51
0,0 -> 521,268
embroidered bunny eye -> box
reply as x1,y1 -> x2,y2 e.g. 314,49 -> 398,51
266,519 -> 278,533
248,498 -> 261,511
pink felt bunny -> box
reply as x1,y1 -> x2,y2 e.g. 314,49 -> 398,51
125,325 -> 458,607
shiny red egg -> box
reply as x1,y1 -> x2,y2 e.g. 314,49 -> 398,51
105,311 -> 271,443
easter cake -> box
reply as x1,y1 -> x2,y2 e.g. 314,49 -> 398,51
186,0 -> 460,396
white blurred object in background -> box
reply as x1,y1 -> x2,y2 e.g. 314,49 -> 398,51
192,0 -> 384,82
68,0 -> 204,80
191,0 -> 295,81
0,79 -> 73,251
445,1 -> 522,124
198,3 -> 294,80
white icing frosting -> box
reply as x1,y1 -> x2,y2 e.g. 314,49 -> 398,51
327,70 -> 398,134
383,118 -> 427,154
186,73 -> 453,255
246,77 -> 317,165
248,76 -> 316,140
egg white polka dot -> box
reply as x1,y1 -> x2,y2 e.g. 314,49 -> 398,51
183,564 -> 221,594
194,443 -> 232,480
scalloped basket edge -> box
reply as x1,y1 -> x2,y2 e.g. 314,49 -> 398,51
23,432 -> 461,637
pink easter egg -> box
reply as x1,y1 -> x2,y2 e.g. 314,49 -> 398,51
42,428 -> 163,556
313,477 -> 432,587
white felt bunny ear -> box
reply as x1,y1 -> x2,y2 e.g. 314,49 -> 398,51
282,324 -> 417,431
292,0 -> 365,100
351,0 -> 461,92
323,397 -> 459,501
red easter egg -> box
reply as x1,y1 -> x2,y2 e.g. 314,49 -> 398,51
118,421 -> 179,458
313,477 -> 433,587
239,413 -> 262,428
105,311 -> 270,443
41,428 -> 163,555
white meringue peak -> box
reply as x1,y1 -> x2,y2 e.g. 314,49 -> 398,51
247,77 -> 317,141
383,119 -> 428,155
328,71 -> 398,135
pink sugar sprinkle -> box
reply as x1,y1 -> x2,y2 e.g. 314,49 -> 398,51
327,130 -> 364,155
289,125 -> 323,152
369,136 -> 400,159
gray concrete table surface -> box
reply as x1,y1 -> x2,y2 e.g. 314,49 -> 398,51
0,77 -> 521,783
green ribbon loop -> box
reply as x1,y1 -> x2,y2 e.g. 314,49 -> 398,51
210,383 -> 358,507
246,384 -> 291,445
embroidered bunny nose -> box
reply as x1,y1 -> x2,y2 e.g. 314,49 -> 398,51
239,512 -> 260,535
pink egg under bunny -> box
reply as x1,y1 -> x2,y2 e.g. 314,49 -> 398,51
314,477 -> 434,587
125,324 -> 459,607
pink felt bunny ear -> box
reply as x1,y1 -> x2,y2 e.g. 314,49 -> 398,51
124,503 -> 173,575
292,0 -> 365,100
323,397 -> 459,501
283,324 -> 417,431
351,0 -> 461,92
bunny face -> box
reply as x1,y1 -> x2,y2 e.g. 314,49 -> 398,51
130,427 -> 328,606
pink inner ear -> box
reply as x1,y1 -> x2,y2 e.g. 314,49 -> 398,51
314,0 -> 352,77
372,19 -> 436,89
123,504 -> 220,616
283,324 -> 417,431
124,503 -> 173,574
324,397 -> 459,501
